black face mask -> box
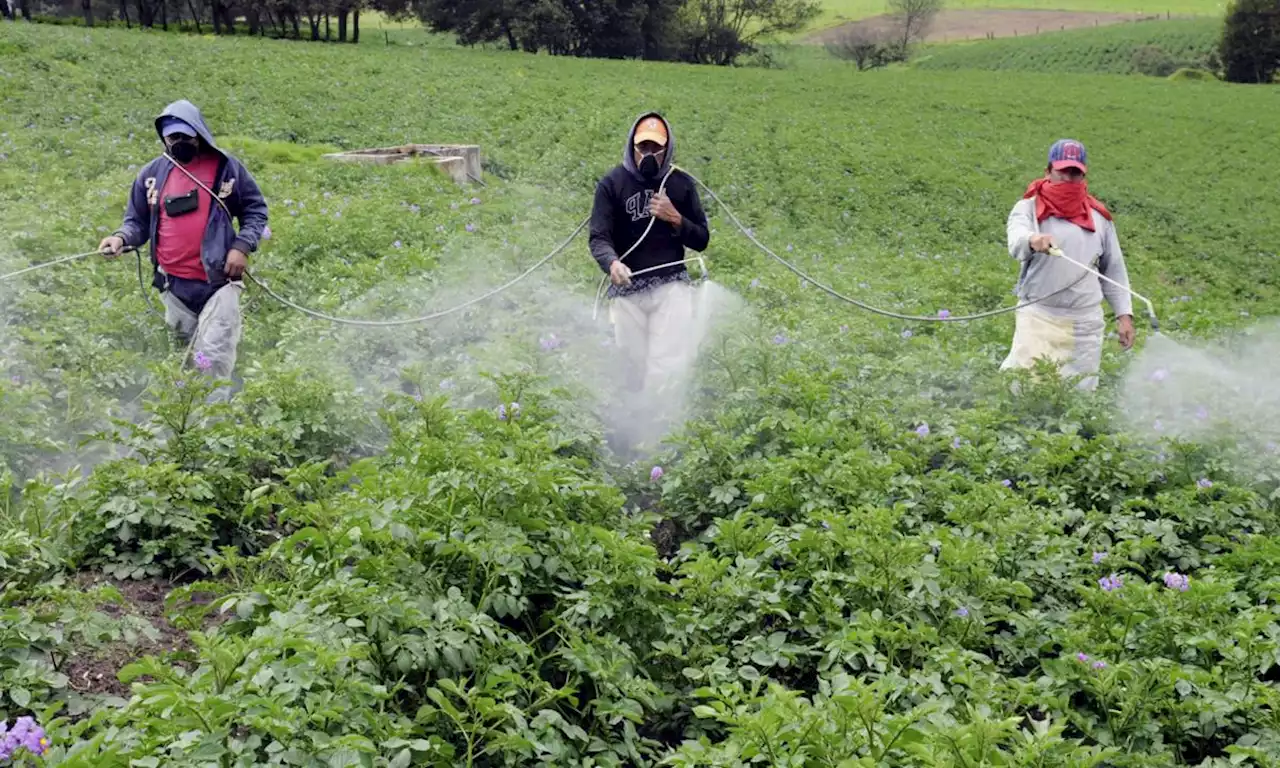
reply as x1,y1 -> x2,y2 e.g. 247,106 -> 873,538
168,139 -> 199,164
638,152 -> 661,179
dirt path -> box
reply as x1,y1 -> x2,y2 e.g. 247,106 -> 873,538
807,9 -> 1162,45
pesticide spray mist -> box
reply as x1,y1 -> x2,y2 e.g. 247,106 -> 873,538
1117,323 -> 1280,455
274,229 -> 749,461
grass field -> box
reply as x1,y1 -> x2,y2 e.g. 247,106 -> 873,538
3,19 -> 1280,766
810,0 -> 1225,31
915,17 -> 1221,73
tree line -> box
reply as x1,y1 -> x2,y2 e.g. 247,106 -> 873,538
0,0 -> 398,42
1,0 -> 822,64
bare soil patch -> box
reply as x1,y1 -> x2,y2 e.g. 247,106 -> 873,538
62,573 -> 223,698
808,9 -> 1159,45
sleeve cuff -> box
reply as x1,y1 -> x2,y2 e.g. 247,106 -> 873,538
231,238 -> 253,255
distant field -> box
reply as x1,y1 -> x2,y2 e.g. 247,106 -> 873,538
810,0 -> 1225,30
914,17 -> 1220,73
808,9 -> 1171,45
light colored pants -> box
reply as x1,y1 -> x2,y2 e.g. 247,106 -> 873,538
1000,304 -> 1105,391
609,280 -> 696,397
161,282 -> 243,382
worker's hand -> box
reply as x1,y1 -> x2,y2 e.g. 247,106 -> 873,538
225,248 -> 248,279
609,260 -> 632,287
1116,315 -> 1136,350
99,235 -> 125,258
1029,234 -> 1055,253
650,192 -> 682,228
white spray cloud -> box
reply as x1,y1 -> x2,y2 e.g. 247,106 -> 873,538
1117,324 -> 1280,456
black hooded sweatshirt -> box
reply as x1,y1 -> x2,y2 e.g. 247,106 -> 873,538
589,113 -> 710,298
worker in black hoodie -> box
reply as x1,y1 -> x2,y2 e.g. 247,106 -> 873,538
589,112 -> 710,396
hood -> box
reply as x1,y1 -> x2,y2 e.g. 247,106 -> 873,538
621,111 -> 674,182
154,100 -> 222,155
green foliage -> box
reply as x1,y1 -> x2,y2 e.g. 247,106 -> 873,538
0,19 -> 1279,767
1168,65 -> 1219,79
1221,0 -> 1280,83
411,0 -> 820,64
917,19 -> 1223,76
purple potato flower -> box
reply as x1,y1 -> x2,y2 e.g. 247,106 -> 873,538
1076,652 -> 1089,663
915,423 -> 930,437
1099,574 -> 1124,592
465,223 -> 476,232
193,351 -> 213,372
773,334 -> 789,346
955,606 -> 969,618
901,329 -> 913,339
1163,572 -> 1190,592
938,309 -> 951,319
1093,551 -> 1107,564
497,404 -> 508,421
0,717 -> 49,759
650,466 -> 664,482
1092,660 -> 1107,670
1198,478 -> 1214,489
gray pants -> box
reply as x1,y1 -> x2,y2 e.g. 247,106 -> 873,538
161,281 -> 243,384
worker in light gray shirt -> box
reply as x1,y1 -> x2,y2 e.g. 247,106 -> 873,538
1001,138 -> 1136,391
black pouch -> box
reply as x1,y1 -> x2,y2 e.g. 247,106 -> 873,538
164,188 -> 199,217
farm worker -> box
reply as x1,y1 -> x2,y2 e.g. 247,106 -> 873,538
98,100 -> 268,392
1001,138 -> 1135,392
589,112 -> 711,397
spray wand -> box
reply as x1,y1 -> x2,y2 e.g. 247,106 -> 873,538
1049,246 -> 1160,333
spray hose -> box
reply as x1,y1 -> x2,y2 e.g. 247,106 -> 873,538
1,162 -> 1157,332
0,248 -> 133,282
1049,246 -> 1160,332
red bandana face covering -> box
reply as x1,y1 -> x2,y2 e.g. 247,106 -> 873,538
1024,177 -> 1112,232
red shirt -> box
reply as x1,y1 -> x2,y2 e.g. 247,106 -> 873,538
155,154 -> 219,281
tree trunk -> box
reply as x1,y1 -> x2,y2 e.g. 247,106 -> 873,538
291,11 -> 299,37
503,21 -> 517,50
119,0 -> 130,26
308,13 -> 318,39
3,0 -> 14,20
210,0 -> 221,32
337,7 -> 346,41
351,7 -> 358,42
19,0 -> 31,20
185,0 -> 201,31
247,7 -> 258,33
82,0 -> 93,26
324,12 -> 330,40
160,0 -> 168,30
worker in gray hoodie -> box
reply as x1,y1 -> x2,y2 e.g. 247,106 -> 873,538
1001,138 -> 1135,391
99,100 -> 268,387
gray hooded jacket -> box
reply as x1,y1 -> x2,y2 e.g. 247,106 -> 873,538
113,100 -> 269,288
